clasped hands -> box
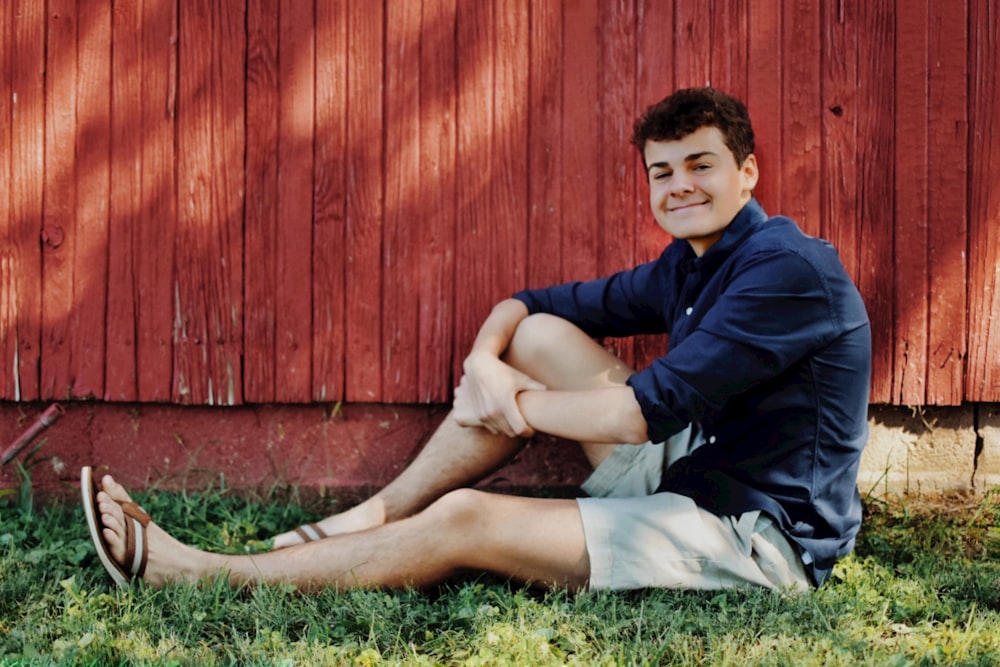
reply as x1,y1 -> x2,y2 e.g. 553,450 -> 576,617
452,352 -> 546,438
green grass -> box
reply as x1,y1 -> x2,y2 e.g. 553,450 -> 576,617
1,483 -> 998,666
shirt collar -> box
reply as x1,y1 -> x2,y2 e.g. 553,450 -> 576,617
683,198 -> 768,272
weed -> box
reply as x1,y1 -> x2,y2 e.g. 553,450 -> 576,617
3,438 -> 52,517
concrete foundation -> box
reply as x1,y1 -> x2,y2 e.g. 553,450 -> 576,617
1,402 -> 996,504
974,404 -> 1000,491
860,405 -> 979,497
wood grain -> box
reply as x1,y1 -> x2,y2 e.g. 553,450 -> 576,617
965,0 -> 1000,401
0,1 -> 996,405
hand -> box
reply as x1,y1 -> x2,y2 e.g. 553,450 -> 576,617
452,352 -> 546,437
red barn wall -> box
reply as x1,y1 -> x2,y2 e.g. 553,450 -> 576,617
1,1 -> 998,408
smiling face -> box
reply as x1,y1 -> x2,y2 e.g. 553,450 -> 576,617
644,126 -> 759,256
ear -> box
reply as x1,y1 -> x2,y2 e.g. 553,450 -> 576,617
740,154 -> 760,193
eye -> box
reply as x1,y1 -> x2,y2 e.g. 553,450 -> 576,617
651,170 -> 672,181
693,163 -> 712,172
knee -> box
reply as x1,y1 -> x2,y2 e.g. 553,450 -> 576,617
506,313 -> 582,369
422,488 -> 488,532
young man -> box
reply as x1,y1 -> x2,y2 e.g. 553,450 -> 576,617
83,87 -> 871,593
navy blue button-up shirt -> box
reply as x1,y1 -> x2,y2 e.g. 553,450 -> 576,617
513,199 -> 871,584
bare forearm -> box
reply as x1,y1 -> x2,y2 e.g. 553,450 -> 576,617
453,298 -> 543,436
516,386 -> 649,445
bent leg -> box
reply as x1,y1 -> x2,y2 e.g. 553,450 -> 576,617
504,314 -> 637,467
274,313 -> 634,548
97,475 -> 590,591
272,416 -> 526,547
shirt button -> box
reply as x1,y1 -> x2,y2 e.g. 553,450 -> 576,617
708,435 -> 717,444
685,306 -> 693,316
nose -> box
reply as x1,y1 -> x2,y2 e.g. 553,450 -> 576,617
669,173 -> 695,196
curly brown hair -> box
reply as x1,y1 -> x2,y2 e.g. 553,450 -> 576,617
630,88 -> 755,166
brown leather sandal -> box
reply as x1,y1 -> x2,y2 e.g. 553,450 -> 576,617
81,466 -> 151,587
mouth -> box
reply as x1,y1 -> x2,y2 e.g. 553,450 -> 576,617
668,201 -> 708,213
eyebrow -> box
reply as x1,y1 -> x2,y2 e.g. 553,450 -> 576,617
646,151 -> 719,173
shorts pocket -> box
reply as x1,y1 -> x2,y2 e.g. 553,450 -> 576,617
733,510 -> 762,557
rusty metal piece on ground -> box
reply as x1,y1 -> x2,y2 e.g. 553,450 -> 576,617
2,403 -> 65,466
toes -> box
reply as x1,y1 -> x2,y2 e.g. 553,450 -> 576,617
97,493 -> 124,524
99,474 -> 134,504
98,502 -> 125,563
271,532 -> 303,550
96,491 -> 130,565
101,524 -> 127,564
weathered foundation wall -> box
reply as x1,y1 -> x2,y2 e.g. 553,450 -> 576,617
1,402 -> 996,504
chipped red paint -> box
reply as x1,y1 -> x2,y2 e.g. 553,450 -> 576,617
0,402 -> 590,502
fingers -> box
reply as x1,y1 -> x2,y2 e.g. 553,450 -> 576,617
453,382 -> 534,438
453,357 -> 545,438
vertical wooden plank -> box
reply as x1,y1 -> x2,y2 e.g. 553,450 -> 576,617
966,0 -> 1000,401
709,0 -> 748,100
561,0 -> 599,282
598,0 -> 637,279
527,0 -> 563,291
633,0 -> 674,371
41,0 -> 78,400
821,0 -> 859,281
924,0 -> 968,405
417,0 -> 457,402
73,0 -> 112,399
383,0 -> 422,402
174,0 -> 245,405
493,0 -> 529,294
8,0 -> 45,400
136,0 -> 177,402
746,0 -> 783,214
1,1 -> 13,399
454,0 -> 529,380
313,0 -> 348,402
174,0 -> 211,404
106,0 -> 142,401
781,0 -> 822,237
451,0 -> 527,381
244,0 -> 280,403
893,0 -> 929,405
454,1 -> 494,382
597,0 -> 638,368
275,0 -> 315,402
674,0 -> 710,88
634,0 -> 673,263
856,0 -> 895,403
214,0 -> 246,406
344,0 -> 384,401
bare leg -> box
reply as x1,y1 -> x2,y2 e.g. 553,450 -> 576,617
271,417 -> 525,547
503,314 -> 637,468
272,313 -> 634,547
97,474 -> 589,591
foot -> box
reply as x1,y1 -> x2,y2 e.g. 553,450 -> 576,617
271,498 -> 387,549
95,474 -> 209,587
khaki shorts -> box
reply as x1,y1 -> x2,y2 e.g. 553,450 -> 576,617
576,426 -> 811,592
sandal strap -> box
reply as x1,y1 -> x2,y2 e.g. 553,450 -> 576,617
120,501 -> 151,579
293,523 -> 328,543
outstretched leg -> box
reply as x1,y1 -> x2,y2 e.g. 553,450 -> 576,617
271,415 -> 526,547
272,313 -> 634,548
96,474 -> 590,591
